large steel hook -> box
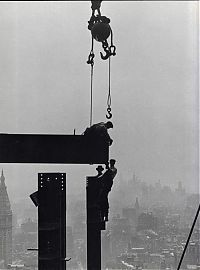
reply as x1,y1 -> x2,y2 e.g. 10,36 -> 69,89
106,107 -> 112,119
100,48 -> 110,60
100,40 -> 110,60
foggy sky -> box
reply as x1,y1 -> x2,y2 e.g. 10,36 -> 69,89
0,1 -> 198,203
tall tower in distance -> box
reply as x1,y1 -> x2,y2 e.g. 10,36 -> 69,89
134,197 -> 140,212
0,170 -> 12,268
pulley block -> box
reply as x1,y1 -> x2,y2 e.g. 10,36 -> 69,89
91,22 -> 111,42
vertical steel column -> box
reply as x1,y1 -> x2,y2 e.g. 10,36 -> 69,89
87,226 -> 101,270
86,176 -> 105,270
38,173 -> 66,270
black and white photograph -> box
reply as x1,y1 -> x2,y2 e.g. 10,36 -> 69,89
0,1 -> 199,270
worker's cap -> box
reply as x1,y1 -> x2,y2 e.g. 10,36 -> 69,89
106,121 -> 113,128
110,159 -> 116,164
96,165 -> 104,172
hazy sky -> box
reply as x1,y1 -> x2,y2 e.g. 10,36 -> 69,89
0,1 -> 198,203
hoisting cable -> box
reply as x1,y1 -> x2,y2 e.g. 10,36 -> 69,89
105,28 -> 115,120
109,28 -> 116,58
90,62 -> 94,127
106,56 -> 112,119
177,203 -> 200,270
87,36 -> 95,126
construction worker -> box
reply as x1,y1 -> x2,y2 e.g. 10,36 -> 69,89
109,159 -> 117,180
84,121 -> 113,146
98,159 -> 117,221
96,165 -> 104,177
87,165 -> 105,210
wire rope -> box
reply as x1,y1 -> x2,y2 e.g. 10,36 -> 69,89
106,56 -> 112,119
90,64 -> 94,127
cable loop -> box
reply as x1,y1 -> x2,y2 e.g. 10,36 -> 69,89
87,36 -> 95,66
109,30 -> 116,56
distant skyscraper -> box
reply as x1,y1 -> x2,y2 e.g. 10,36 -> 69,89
134,197 -> 140,211
0,170 -> 12,268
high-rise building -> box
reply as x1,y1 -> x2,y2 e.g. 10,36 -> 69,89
0,170 -> 12,268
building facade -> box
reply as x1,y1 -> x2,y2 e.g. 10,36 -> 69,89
0,170 -> 12,268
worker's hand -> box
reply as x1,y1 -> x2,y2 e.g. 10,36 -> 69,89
109,139 -> 113,146
105,162 -> 109,169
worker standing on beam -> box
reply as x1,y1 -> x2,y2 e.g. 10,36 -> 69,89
84,121 -> 113,146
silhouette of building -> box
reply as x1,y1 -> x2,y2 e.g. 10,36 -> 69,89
134,197 -> 140,212
137,212 -> 158,232
110,215 -> 131,258
175,181 -> 186,199
0,170 -> 12,268
122,197 -> 140,233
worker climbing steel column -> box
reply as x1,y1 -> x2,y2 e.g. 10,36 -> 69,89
86,161 -> 117,270
87,159 -> 117,222
96,159 -> 117,221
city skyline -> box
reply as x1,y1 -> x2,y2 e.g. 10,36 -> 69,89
4,164 -> 199,270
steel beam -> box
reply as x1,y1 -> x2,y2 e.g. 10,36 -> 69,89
0,134 -> 109,164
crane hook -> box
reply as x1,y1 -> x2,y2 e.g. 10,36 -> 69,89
106,107 -> 112,119
100,49 -> 111,60
100,40 -> 111,60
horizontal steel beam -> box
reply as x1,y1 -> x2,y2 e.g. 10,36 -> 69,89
0,134 -> 109,164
